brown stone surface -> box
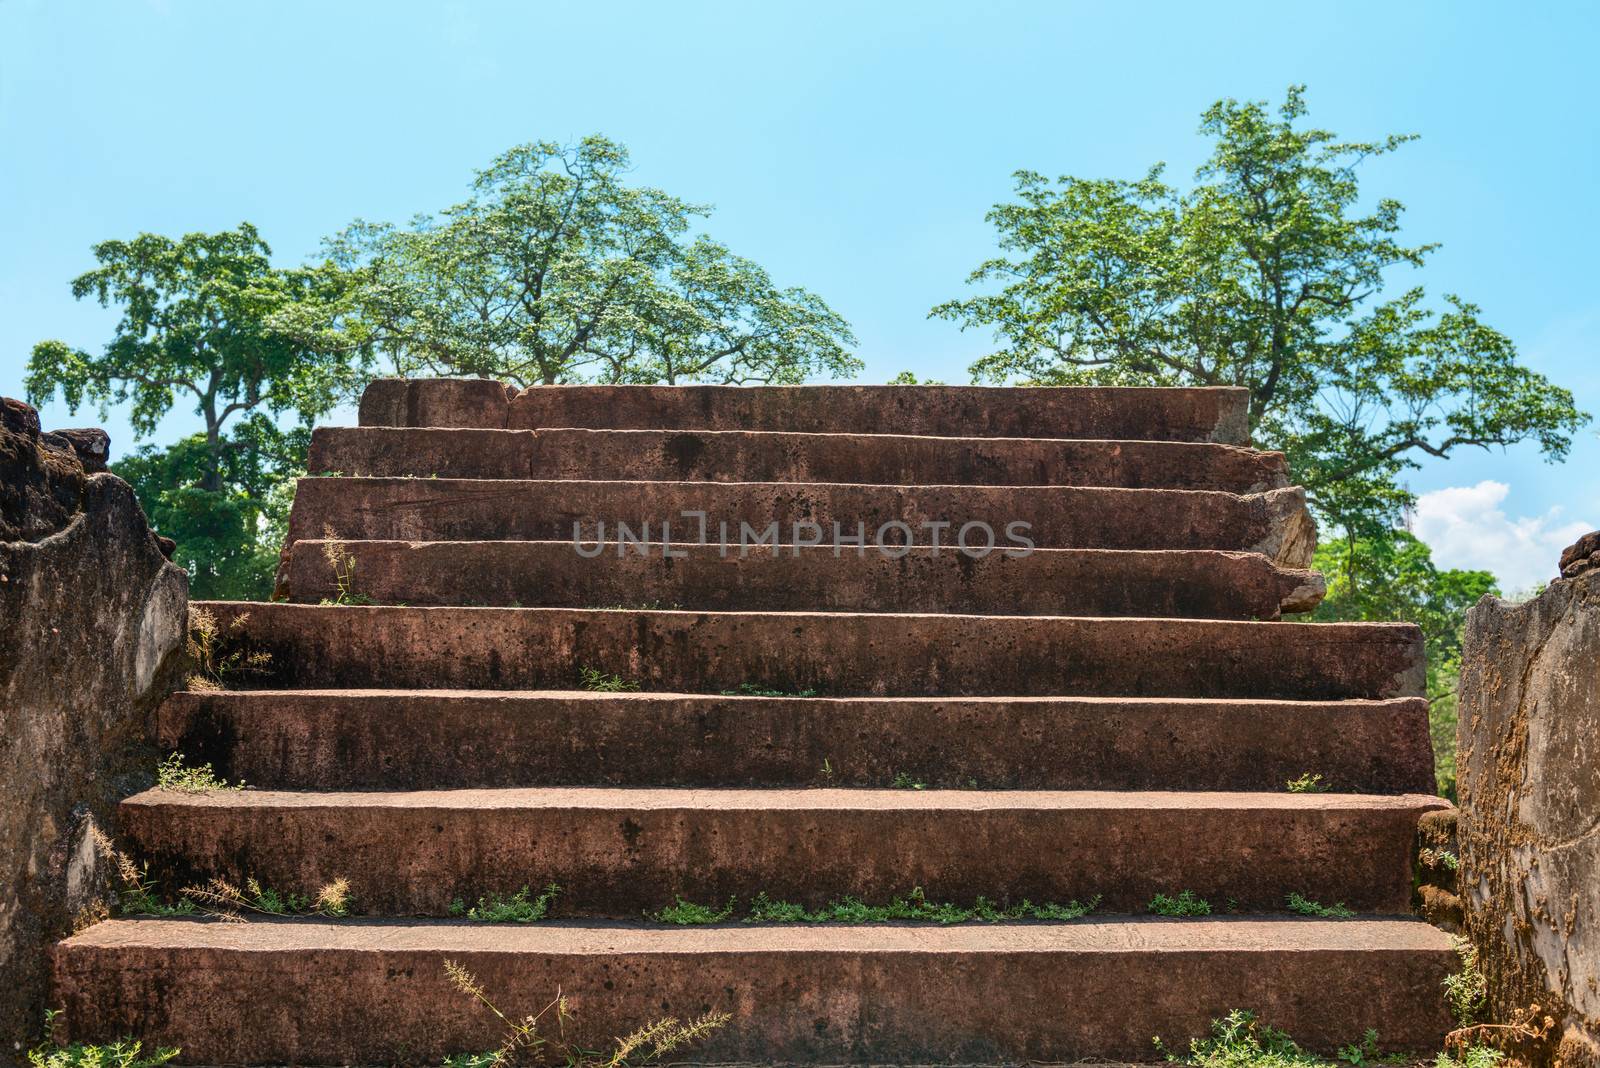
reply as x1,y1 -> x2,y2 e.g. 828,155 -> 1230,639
278,540 -> 1324,618
1459,566 -> 1600,1057
357,377 -> 1252,443
1,397 -> 189,1050
309,425 -> 1290,491
123,788 -> 1444,917
284,477 -> 1317,565
52,917 -> 1457,1064
1559,529 -> 1600,579
159,689 -> 1436,793
193,601 -> 1425,699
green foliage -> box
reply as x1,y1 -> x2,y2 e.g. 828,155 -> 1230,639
936,86 -> 1587,537
29,1012 -> 178,1068
1434,1047 -> 1505,1068
1286,772 -> 1330,793
154,752 -> 242,793
1149,890 -> 1212,916
651,896 -> 736,925
744,888 -> 1099,924
1443,937 -> 1489,1027
112,416 -> 307,599
579,667 -> 640,692
889,370 -> 947,385
1285,893 -> 1354,918
449,884 -> 560,923
1156,1009 -> 1328,1068
180,876 -> 351,918
26,226 -> 365,598
305,136 -> 859,387
719,682 -> 820,698
891,772 -> 927,790
1310,530 -> 1498,797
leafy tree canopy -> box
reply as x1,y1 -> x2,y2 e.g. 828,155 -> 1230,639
1308,528 -> 1498,796
934,87 -> 1587,535
300,136 -> 860,387
26,223 -> 366,491
26,223 -> 352,597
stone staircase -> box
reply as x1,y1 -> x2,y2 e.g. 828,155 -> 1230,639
52,378 -> 1457,1064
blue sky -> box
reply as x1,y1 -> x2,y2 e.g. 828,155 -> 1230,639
2,0 -> 1595,589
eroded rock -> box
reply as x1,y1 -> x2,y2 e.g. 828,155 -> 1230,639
1459,534 -> 1600,1066
0,398 -> 188,1054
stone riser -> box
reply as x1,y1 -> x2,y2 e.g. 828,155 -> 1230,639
119,787 -> 1445,916
192,602 -> 1424,700
285,478 -> 1316,565
308,426 -> 1288,491
158,690 -> 1436,794
276,540 -> 1324,618
53,919 -> 1457,1065
358,377 -> 1251,443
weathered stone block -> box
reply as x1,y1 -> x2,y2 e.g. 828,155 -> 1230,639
0,398 -> 188,1054
1459,539 -> 1600,1064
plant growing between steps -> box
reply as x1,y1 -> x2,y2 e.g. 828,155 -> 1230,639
1286,772 -> 1330,793
579,666 -> 640,692
1156,1009 -> 1402,1068
651,896 -> 736,924
1149,890 -> 1212,916
745,889 -> 1100,924
719,682 -> 820,697
180,876 -> 352,919
1285,893 -> 1354,918
441,960 -> 731,1068
184,606 -> 272,691
449,884 -> 560,923
90,827 -> 198,918
154,752 -> 243,793
28,1010 -> 178,1068
318,526 -> 372,606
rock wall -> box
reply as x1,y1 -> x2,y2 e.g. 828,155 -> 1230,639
1459,535 -> 1600,1068
0,398 -> 187,1055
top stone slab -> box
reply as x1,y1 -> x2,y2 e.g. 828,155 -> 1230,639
358,378 -> 1252,444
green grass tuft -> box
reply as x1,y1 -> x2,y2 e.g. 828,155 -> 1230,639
1148,890 -> 1212,916
1285,892 -> 1355,918
449,884 -> 560,923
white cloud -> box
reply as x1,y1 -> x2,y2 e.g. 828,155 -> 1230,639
1412,481 -> 1592,594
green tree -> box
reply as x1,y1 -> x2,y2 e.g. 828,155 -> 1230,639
934,87 -> 1586,536
26,223 -> 363,597
303,136 -> 859,386
1307,529 -> 1498,797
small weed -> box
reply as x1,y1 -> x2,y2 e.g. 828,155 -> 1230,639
891,772 -> 926,790
185,606 -> 272,690
651,896 -> 736,924
819,757 -> 835,782
1420,847 -> 1461,872
181,876 -> 351,919
317,527 -> 372,606
1443,937 -> 1488,1026
1156,1009 -> 1332,1068
28,1011 -> 178,1068
1286,772 -> 1330,793
719,682 -> 819,698
442,961 -> 729,1068
1435,1048 -> 1505,1068
154,752 -> 242,793
1337,1028 -> 1410,1065
579,666 -> 640,692
90,827 -> 196,917
1286,892 -> 1354,918
741,888 -> 1099,925
449,884 -> 560,923
1149,890 -> 1212,917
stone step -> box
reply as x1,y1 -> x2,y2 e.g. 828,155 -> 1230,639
276,540 -> 1325,618
285,478 -> 1316,565
358,377 -> 1251,444
118,787 -> 1446,916
308,426 -> 1289,491
157,689 -> 1437,793
191,602 -> 1424,700
53,917 -> 1456,1065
